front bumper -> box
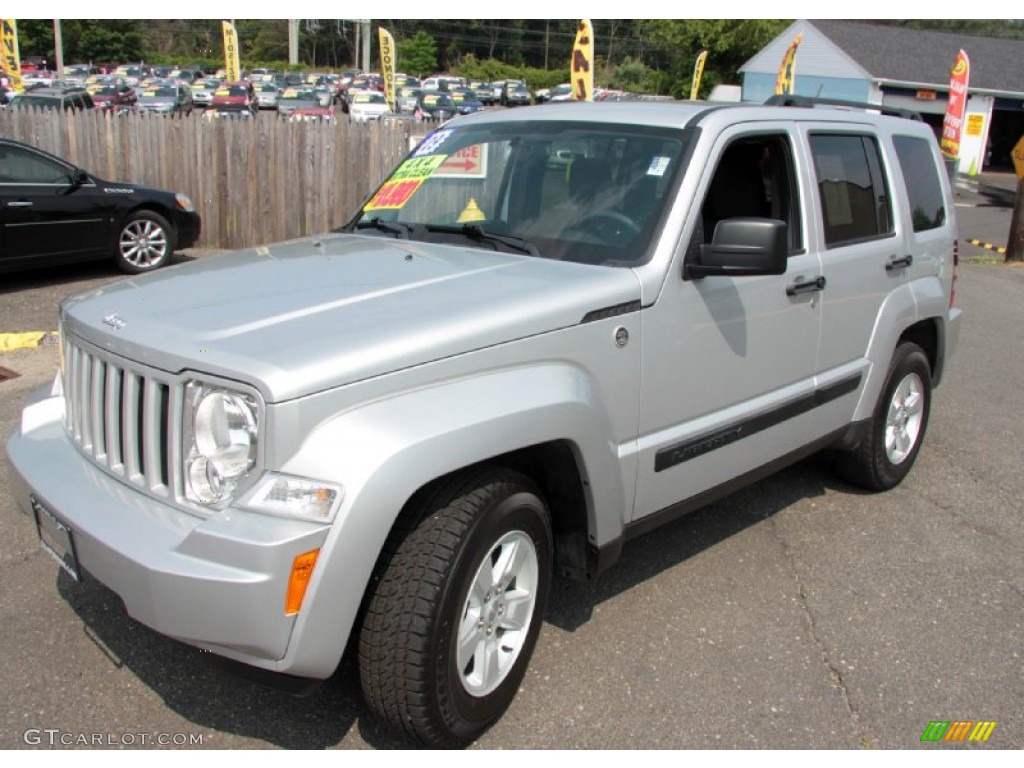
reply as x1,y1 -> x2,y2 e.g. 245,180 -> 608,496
7,384 -> 329,669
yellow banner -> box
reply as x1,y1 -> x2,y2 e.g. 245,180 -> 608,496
690,50 -> 708,100
378,26 -> 396,112
775,33 -> 803,96
571,19 -> 594,102
1,19 -> 23,92
222,21 -> 240,82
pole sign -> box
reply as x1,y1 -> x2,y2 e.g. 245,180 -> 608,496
571,19 -> 594,102
222,21 -> 240,82
378,27 -> 396,112
690,50 -> 708,100
775,33 -> 803,96
1,19 -> 23,92
941,49 -> 970,160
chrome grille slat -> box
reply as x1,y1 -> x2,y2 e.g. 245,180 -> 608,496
62,336 -> 175,498
90,358 -> 106,459
105,364 -> 123,471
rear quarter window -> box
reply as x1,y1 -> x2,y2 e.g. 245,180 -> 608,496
893,136 -> 946,231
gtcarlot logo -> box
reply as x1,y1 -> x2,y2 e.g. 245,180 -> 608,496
23,729 -> 204,747
920,720 -> 997,743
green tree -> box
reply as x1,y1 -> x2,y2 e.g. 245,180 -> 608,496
397,31 -> 437,77
640,19 -> 790,98
64,19 -> 145,64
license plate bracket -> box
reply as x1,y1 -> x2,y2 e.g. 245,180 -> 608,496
32,497 -> 81,582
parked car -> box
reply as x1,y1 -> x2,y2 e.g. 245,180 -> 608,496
395,86 -> 422,114
62,64 -> 101,86
450,87 -> 485,115
0,137 -> 199,273
202,104 -> 257,121
4,98 -> 962,749
277,86 -> 321,118
90,82 -> 138,112
137,83 -> 193,116
8,86 -> 94,112
348,90 -> 390,123
501,81 -> 532,106
546,83 -> 574,103
211,81 -> 257,115
190,77 -> 222,108
415,90 -> 457,121
288,106 -> 336,123
254,82 -> 281,110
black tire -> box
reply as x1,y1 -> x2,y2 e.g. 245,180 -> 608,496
835,342 -> 932,491
359,468 -> 553,747
115,210 -> 176,274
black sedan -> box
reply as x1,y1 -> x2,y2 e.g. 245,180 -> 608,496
415,91 -> 458,121
0,138 -> 201,274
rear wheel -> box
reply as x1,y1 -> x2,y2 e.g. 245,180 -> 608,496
359,468 -> 553,747
836,342 -> 932,491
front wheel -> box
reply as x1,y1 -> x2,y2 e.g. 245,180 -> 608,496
835,342 -> 932,491
359,468 -> 553,747
115,211 -> 176,274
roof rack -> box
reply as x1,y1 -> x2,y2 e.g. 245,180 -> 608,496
764,95 -> 923,121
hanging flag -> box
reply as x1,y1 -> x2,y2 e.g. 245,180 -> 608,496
571,19 -> 594,102
222,21 -> 241,82
1,19 -> 23,92
690,50 -> 708,100
378,26 -> 396,112
775,33 -> 803,96
941,49 -> 970,160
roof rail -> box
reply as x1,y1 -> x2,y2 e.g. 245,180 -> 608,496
764,94 -> 923,121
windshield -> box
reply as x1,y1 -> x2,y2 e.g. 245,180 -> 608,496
349,120 -> 688,267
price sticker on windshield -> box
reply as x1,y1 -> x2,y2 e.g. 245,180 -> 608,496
365,155 -> 448,211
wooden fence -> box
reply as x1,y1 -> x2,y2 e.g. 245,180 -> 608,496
0,107 -> 432,250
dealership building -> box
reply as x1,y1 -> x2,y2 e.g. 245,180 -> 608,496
741,20 -> 1024,174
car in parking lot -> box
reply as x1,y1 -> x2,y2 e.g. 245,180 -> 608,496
0,137 -> 200,274
136,83 -> 193,116
8,86 -> 94,112
277,86 -> 321,118
254,82 -> 281,110
348,90 -> 390,123
190,77 -> 222,108
211,81 -> 257,113
415,90 -> 458,121
450,87 -> 485,115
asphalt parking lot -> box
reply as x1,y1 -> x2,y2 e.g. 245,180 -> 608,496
1,175 -> 1022,750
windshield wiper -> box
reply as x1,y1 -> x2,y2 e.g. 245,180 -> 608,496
425,223 -> 539,256
345,217 -> 413,238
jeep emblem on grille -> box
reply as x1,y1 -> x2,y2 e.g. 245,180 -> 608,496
102,314 -> 126,330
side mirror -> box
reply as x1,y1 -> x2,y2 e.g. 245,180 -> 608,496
684,218 -> 788,280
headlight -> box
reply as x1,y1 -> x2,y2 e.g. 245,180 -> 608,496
239,473 -> 343,523
184,383 -> 258,506
175,193 -> 194,212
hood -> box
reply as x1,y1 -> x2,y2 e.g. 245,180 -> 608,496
61,233 -> 640,403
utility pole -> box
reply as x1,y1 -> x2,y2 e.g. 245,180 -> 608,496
289,19 -> 299,65
362,20 -> 371,72
53,19 -> 64,78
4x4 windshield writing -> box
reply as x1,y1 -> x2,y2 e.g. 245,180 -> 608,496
350,120 -> 689,266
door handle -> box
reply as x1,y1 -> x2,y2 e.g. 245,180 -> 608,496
5,201 -> 33,208
786,275 -> 826,296
886,254 -> 913,271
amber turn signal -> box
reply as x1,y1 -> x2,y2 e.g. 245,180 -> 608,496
285,549 -> 320,615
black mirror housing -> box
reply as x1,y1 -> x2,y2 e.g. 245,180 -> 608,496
685,218 -> 788,279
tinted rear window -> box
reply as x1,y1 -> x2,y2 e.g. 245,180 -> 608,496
893,136 -> 946,232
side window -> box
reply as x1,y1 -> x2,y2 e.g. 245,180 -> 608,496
0,145 -> 71,184
700,134 -> 802,253
810,134 -> 894,247
893,136 -> 946,231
